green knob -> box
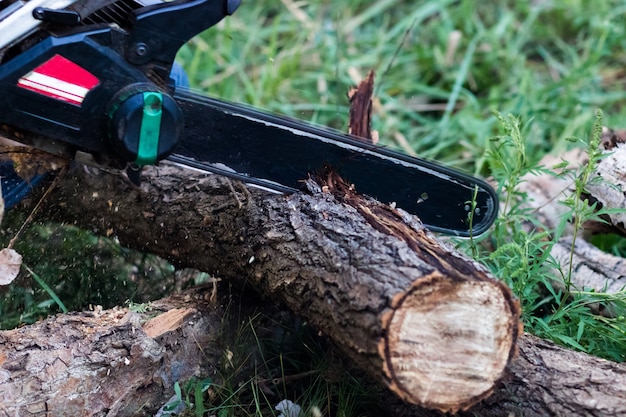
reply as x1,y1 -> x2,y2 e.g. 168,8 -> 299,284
108,86 -> 183,165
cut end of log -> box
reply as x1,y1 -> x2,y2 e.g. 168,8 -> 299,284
380,272 -> 521,413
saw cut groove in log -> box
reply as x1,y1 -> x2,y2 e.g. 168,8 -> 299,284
346,70 -> 517,409
39,162 -> 521,413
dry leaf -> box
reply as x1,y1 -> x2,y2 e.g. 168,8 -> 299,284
0,248 -> 22,285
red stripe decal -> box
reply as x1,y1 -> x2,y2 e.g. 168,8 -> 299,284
17,55 -> 99,105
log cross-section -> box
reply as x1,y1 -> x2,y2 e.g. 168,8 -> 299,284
382,274 -> 519,410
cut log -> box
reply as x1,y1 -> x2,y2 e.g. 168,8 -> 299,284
33,161 -> 521,413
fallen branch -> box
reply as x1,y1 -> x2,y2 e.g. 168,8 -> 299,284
0,286 -> 225,416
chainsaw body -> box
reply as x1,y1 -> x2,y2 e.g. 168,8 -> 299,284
0,0 -> 237,166
0,0 -> 498,236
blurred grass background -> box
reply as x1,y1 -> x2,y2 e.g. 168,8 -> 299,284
2,0 -> 626,414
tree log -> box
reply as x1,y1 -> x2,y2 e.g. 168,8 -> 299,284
2,157 -> 626,415
2,284 -> 626,417
0,287 -> 224,416
16,161 -> 523,414
461,332 -> 626,417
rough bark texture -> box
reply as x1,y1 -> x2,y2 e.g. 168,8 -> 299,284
26,162 -> 520,413
6,136 -> 626,415
2,285 -> 626,417
0,286 -> 224,416
464,333 -> 626,417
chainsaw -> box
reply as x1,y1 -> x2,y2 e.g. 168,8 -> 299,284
0,0 -> 498,236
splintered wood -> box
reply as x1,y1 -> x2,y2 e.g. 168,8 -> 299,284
0,289 -> 222,417
31,160 -> 522,414
142,307 -> 197,338
348,70 -> 375,141
348,70 -> 379,144
4,70 -> 520,414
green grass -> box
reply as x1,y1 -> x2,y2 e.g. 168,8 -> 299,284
0,217 -> 177,329
3,0 -> 626,414
176,0 -> 626,168
476,110 -> 626,361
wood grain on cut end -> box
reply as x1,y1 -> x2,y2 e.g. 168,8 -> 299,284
381,273 -> 518,413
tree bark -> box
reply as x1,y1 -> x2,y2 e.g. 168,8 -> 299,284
19,160 -> 524,414
2,149 -> 625,416
585,139 -> 626,235
460,333 -> 626,417
2,284 -> 625,417
0,286 -> 224,417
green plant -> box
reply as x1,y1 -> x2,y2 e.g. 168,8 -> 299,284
23,263 -> 67,313
177,0 -> 626,365
164,298 -> 381,417
468,112 -> 626,361
0,216 -> 177,329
